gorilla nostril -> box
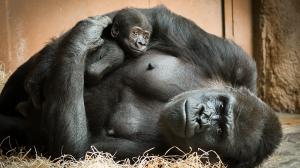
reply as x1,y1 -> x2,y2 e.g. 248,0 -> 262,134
196,104 -> 205,115
219,103 -> 225,114
137,41 -> 146,46
195,104 -> 206,126
138,41 -> 145,46
196,117 -> 201,126
218,95 -> 229,115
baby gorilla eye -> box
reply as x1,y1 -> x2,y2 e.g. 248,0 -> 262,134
132,31 -> 138,37
144,34 -> 149,39
143,32 -> 150,40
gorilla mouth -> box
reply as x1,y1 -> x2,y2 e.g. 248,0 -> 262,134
131,47 -> 143,52
129,46 -> 146,54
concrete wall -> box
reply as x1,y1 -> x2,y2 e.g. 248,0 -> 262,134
253,0 -> 300,113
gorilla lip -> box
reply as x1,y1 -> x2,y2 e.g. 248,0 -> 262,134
183,100 -> 205,138
183,100 -> 190,137
129,45 -> 146,53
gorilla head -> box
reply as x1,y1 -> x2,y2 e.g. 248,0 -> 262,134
160,86 -> 282,167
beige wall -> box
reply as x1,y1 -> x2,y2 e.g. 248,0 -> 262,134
253,0 -> 300,113
0,0 -> 251,71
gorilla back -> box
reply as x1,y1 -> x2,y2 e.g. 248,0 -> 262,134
0,6 -> 281,168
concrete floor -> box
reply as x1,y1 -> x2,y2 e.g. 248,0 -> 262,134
260,113 -> 300,168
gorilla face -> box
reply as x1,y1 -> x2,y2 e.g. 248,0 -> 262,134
160,86 -> 282,163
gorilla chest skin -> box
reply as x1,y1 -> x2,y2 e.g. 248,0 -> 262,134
85,51 -> 203,139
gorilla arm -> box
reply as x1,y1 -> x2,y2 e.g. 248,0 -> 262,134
40,16 -> 111,157
39,16 -> 160,158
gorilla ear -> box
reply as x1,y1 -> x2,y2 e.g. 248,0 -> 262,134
111,23 -> 119,38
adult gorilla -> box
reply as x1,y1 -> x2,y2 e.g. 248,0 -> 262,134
0,6 -> 281,168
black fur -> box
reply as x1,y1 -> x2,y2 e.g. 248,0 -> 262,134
0,6 -> 281,168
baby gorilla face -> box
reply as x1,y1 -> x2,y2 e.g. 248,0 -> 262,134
127,26 -> 151,54
111,8 -> 152,56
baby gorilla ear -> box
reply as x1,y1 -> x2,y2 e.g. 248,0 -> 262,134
111,23 -> 119,38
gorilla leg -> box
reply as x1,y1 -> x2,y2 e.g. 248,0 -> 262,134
24,34 -> 72,109
24,55 -> 54,109
0,39 -> 61,116
0,57 -> 35,117
0,114 -> 27,148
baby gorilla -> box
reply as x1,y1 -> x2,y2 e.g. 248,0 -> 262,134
85,8 -> 152,85
19,9 -> 151,113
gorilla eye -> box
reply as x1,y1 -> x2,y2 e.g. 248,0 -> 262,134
144,32 -> 150,39
132,31 -> 138,36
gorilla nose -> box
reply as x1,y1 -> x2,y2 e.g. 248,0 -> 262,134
185,95 -> 230,132
136,41 -> 146,48
194,103 -> 213,127
164,94 -> 232,138
184,98 -> 212,119
136,36 -> 146,47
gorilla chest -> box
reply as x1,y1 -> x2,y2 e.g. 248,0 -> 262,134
122,52 -> 203,101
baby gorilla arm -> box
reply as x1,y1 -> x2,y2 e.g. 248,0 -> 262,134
85,41 -> 124,86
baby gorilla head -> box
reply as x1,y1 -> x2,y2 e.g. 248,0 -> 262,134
111,8 -> 152,56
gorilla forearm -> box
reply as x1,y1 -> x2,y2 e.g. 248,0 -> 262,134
91,136 -> 162,159
42,39 -> 88,156
38,16 -> 111,157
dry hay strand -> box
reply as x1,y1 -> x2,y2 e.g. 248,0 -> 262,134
0,69 -> 225,168
0,146 -> 225,168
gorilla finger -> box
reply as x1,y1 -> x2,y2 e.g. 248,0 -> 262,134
92,15 -> 112,27
89,38 -> 104,51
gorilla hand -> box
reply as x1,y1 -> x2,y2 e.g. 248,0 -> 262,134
67,15 -> 112,53
22,15 -> 112,111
